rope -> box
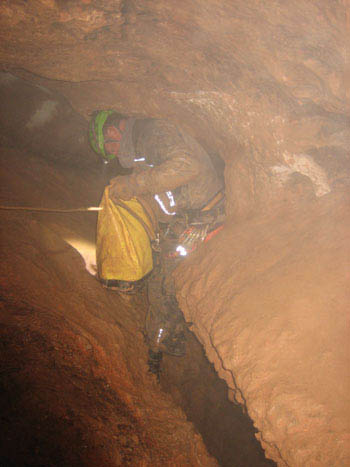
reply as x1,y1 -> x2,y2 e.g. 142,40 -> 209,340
0,205 -> 102,213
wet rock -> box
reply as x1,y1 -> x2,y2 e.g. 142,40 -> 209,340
0,148 -> 216,466
0,0 -> 349,464
175,188 -> 350,466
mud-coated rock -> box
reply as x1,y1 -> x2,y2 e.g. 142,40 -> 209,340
174,188 -> 350,466
0,0 -> 349,464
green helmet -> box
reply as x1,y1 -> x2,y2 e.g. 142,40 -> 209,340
89,110 -> 117,161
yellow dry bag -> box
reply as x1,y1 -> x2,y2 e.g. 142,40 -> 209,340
96,187 -> 156,282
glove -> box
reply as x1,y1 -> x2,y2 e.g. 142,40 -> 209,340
108,176 -> 135,202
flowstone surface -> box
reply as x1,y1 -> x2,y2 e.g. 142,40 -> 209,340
175,188 -> 350,466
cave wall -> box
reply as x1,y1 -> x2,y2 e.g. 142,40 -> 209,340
0,73 -> 98,167
0,0 -> 349,465
0,147 -> 217,466
1,0 -> 348,219
175,188 -> 350,466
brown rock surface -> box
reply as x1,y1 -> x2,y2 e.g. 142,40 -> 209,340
0,0 -> 349,465
175,188 -> 350,466
0,148 -> 217,466
1,1 -> 348,217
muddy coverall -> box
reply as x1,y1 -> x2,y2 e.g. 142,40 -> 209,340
107,118 -> 224,356
108,118 -> 222,212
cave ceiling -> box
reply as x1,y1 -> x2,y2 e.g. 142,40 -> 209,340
1,0 -> 348,176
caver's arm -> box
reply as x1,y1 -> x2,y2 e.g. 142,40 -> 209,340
109,151 -> 201,201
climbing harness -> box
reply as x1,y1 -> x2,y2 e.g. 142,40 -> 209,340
164,189 -> 225,258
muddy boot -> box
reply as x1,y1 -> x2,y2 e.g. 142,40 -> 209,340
160,295 -> 187,356
161,329 -> 186,357
148,349 -> 163,381
100,277 -> 146,294
145,300 -> 187,354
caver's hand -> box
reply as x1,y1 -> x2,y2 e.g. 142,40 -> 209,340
108,176 -> 135,202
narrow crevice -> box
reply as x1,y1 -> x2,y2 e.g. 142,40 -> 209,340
159,326 -> 277,467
